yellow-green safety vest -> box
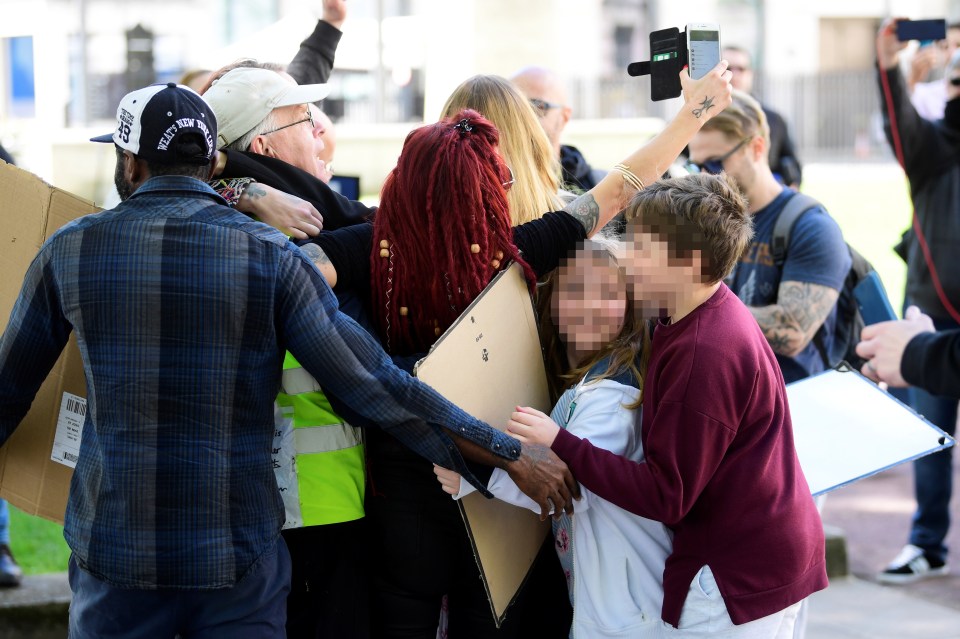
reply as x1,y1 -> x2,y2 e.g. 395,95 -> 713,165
272,352 -> 365,528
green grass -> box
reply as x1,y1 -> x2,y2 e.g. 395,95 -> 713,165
800,162 -> 913,315
8,505 -> 71,575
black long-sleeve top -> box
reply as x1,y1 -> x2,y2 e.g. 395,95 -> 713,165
903,330 -> 960,398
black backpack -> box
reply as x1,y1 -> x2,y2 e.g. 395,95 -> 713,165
771,192 -> 874,371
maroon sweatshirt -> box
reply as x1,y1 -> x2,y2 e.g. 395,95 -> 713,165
552,284 -> 827,626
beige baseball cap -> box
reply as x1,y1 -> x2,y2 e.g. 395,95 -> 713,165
203,67 -> 330,148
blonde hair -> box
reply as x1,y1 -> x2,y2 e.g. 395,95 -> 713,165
700,89 -> 770,147
441,75 -> 564,225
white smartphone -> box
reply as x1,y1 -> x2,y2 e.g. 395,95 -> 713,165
687,23 -> 721,80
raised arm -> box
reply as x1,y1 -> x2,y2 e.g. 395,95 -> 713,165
286,0 -> 347,86
564,60 -> 734,236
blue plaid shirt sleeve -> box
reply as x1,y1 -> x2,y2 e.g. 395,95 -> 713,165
0,244 -> 73,443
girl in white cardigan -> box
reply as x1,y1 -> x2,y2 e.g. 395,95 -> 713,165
435,239 -> 673,639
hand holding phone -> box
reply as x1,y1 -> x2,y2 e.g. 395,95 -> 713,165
687,23 -> 721,80
896,19 -> 947,43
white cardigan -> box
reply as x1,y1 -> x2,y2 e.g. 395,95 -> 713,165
458,374 -> 673,638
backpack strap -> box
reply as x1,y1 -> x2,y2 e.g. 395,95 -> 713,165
770,192 -> 832,368
771,192 -> 820,268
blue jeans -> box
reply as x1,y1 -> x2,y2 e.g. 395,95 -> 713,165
907,314 -> 959,561
68,536 -> 291,639
0,499 -> 9,546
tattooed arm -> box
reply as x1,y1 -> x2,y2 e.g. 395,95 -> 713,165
568,60 -> 733,236
750,281 -> 840,357
298,243 -> 338,286
237,183 -> 325,239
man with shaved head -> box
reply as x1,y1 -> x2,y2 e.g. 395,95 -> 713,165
511,65 -> 605,192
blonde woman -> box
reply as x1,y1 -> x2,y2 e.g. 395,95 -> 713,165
441,75 -> 566,224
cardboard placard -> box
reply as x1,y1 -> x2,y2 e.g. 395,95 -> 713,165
414,263 -> 551,626
0,161 -> 97,524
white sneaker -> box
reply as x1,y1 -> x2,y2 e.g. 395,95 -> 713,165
876,544 -> 949,585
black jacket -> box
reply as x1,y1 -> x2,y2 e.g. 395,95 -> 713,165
879,66 -> 960,319
903,330 -> 960,398
560,144 -> 605,193
286,19 -> 342,87
764,106 -> 802,187
221,150 -> 374,231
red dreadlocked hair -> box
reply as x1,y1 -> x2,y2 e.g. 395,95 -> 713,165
372,109 -> 536,355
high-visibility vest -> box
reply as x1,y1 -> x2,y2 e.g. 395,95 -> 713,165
272,352 -> 365,528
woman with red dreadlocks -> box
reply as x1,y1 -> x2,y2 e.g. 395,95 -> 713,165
296,61 -> 733,639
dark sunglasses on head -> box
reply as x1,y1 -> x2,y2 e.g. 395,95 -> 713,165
686,136 -> 752,175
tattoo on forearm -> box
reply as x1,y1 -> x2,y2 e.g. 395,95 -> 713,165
692,96 -> 715,119
245,184 -> 267,200
299,243 -> 331,266
750,281 -> 840,356
564,193 -> 601,235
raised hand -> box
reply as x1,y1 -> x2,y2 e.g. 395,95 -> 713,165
322,0 -> 347,30
680,59 -> 733,124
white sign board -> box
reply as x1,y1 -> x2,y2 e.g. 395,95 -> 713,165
788,367 -> 954,496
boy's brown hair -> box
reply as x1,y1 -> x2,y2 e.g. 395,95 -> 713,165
700,89 -> 769,147
623,173 -> 753,284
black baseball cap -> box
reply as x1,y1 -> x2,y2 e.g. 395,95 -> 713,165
91,82 -> 217,165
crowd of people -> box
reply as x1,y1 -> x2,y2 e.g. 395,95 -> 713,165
0,3 -> 959,638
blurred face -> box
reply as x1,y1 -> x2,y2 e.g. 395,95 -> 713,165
254,103 -> 326,180
511,75 -> 570,155
724,49 -> 754,93
554,252 -> 626,356
620,225 -> 701,316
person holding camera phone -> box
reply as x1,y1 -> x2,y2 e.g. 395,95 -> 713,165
857,305 -> 960,398
875,16 -> 960,585
906,22 -> 960,121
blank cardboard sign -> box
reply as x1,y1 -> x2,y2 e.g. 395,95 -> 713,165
0,161 -> 97,524
415,263 -> 551,626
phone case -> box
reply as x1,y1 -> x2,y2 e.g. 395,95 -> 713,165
896,19 -> 947,42
853,271 -> 897,326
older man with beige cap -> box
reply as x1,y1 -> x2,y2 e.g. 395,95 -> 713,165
204,66 -> 331,179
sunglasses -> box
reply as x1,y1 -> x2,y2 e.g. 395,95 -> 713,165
529,97 -> 563,117
950,77 -> 960,87
262,110 -> 315,136
686,136 -> 752,175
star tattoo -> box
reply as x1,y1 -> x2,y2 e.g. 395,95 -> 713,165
692,96 -> 715,119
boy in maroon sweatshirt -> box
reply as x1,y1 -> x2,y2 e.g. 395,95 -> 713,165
508,173 -> 827,636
